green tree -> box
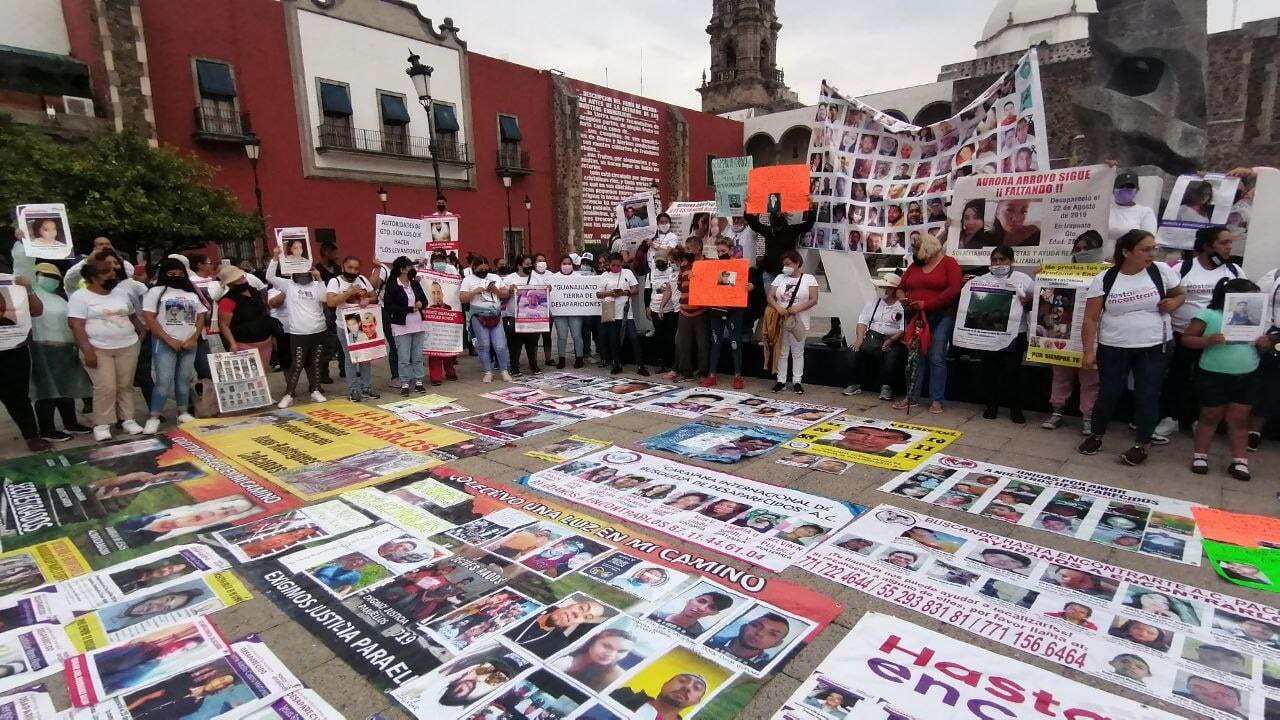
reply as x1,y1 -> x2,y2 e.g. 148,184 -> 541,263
0,116 -> 258,257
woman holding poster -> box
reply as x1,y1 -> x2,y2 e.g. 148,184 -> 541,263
425,250 -> 461,385
460,256 -> 512,383
965,246 -> 1033,424
383,256 -> 429,394
894,234 -> 962,413
552,255 -> 587,369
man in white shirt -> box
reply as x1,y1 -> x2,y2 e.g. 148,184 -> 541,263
843,273 -> 906,401
267,253 -> 329,407
325,256 -> 378,401
596,252 -> 649,376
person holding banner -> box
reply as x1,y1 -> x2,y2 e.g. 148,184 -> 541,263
505,255 -> 546,375
666,241 -> 708,382
894,234 -> 962,413
25,262 -> 93,441
140,258 -> 206,433
426,249 -> 461,385
383,256 -> 429,394
553,255 -> 586,369
1103,170 -> 1157,263
215,264 -> 275,374
745,211 -> 815,287
459,255 -> 512,383
703,237 -> 750,389
267,253 -> 328,407
971,246 -> 1034,423
768,250 -> 818,393
596,252 -> 649,376
647,250 -> 678,374
324,256 -> 378,402
532,253 -> 555,367
1079,230 -> 1185,466
68,257 -> 147,441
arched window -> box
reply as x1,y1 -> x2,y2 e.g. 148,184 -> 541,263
883,109 -> 908,123
913,101 -> 953,127
745,133 -> 777,167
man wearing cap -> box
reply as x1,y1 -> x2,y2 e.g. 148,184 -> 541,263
843,273 -> 906,401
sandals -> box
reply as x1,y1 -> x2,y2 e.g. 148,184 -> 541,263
1190,456 -> 1208,475
1228,461 -> 1251,482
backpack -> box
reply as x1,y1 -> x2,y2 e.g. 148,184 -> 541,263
1179,257 -> 1238,279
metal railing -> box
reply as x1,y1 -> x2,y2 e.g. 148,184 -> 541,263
496,144 -> 531,172
316,123 -> 468,162
193,106 -> 248,138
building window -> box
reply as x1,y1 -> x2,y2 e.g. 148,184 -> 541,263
432,102 -> 461,160
378,91 -> 410,155
498,114 -> 522,168
194,59 -> 241,136
706,154 -> 718,186
503,228 -> 524,263
318,80 -> 353,148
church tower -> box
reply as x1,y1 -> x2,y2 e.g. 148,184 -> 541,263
697,0 -> 801,116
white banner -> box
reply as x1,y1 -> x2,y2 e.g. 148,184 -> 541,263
953,280 -> 1023,351
274,227 -> 312,275
0,275 -> 32,351
209,348 -> 273,413
547,272 -> 602,316
339,306 -> 388,363
375,214 -> 427,263
212,500 -> 373,563
15,203 -> 73,260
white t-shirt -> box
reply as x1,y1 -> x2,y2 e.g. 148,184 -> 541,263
648,231 -> 681,273
325,274 -> 374,307
143,286 -> 205,342
267,288 -> 288,323
597,269 -> 638,318
857,297 -> 905,337
1086,264 -> 1181,348
460,273 -> 506,315
1259,268 -> 1280,326
648,266 -> 678,314
972,270 -> 1035,333
67,287 -> 138,350
771,273 -> 819,329
1104,203 -> 1158,261
267,270 -> 327,335
1168,259 -> 1241,332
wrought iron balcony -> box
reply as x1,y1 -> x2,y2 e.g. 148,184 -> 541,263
315,123 -> 470,164
193,106 -> 249,141
496,144 -> 531,175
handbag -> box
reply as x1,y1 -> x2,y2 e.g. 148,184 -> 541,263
781,273 -> 808,342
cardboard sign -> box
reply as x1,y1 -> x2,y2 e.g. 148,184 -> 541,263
712,156 -> 753,217
375,214 -> 427,262
688,259 -> 749,307
746,165 -> 810,215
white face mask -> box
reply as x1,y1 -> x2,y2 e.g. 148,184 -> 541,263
990,265 -> 1012,278
781,266 -> 796,276
561,265 -> 574,274
535,261 -> 547,273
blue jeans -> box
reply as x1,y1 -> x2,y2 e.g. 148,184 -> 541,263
1092,343 -> 1169,445
471,316 -> 509,372
150,338 -> 197,414
707,309 -> 743,376
336,326 -> 372,394
394,331 -> 425,384
554,316 -> 584,358
909,313 -> 954,403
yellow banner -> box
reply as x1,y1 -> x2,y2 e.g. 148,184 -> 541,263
1026,263 -> 1109,367
786,416 -> 961,471
0,538 -> 91,594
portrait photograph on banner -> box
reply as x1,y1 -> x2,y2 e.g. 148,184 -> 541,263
712,156 -> 753,217
425,213 -> 460,252
15,203 -> 73,260
953,281 -> 1024,352
420,269 -> 464,356
1026,264 -> 1108,366
275,227 -> 313,275
1158,174 -> 1239,250
689,259 -> 749,307
514,285 -> 550,334
616,192 -> 657,250
0,275 -> 32,351
338,306 -> 387,362
746,165 -> 810,215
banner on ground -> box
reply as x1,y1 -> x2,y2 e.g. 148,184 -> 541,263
1159,174 -> 1240,250
947,165 -> 1115,265
547,272 -> 602,316
799,504 -> 1280,720
0,688 -> 55,719
523,447 -> 862,572
881,454 -> 1204,565
635,388 -> 755,420
616,192 -> 658,251
0,274 -> 33,351
181,401 -> 468,501
953,278 -> 1024,351
712,156 -> 753,217
381,395 -> 468,421
689,259 -> 749,308
481,385 -> 559,405
0,625 -> 75,695
212,499 -> 373,563
641,419 -> 790,464
786,415 -> 961,471
746,165 -> 809,215
536,395 -> 633,419
0,539 -> 90,596
1204,540 -> 1279,594
707,397 -> 844,432
576,377 -> 678,403
1192,507 -> 1280,548
525,435 -> 610,463
375,214 -> 428,262
338,305 -> 388,363
209,349 -> 273,413
274,227 -> 312,275
419,269 -> 464,357
15,203 -> 73,260
1026,263 -> 1108,366
425,213 -> 460,252
810,48 -> 1049,255
513,286 -> 550,334
447,405 -> 581,442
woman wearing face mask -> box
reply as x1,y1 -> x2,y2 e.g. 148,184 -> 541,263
767,250 -> 818,393
215,264 -> 275,372
703,237 -> 752,389
383,256 -> 429,394
961,245 -> 1034,424
68,258 -> 147,441
141,258 -> 206,433
1158,225 -> 1242,438
894,233 -> 962,413
370,261 -> 400,390
552,255 -> 586,369
503,254 -> 546,375
459,256 -> 512,383
1103,170 -> 1157,263
28,263 -> 93,442
325,256 -> 377,402
531,253 -> 555,366
665,237 -> 709,382
596,252 -> 649,376
646,248 -> 678,375
267,251 -> 329,407
425,251 -> 461,386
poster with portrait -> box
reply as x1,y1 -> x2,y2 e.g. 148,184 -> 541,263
273,227 -> 312,275
64,617 -> 231,707
0,275 -> 32,351
1204,541 -> 1279,594
418,269 -> 464,357
746,165 -> 810,215
514,285 -> 550,334
810,48 -> 1049,255
665,200 -> 720,241
953,280 -> 1023,351
688,259 -> 749,308
209,349 -> 272,413
15,203 -> 72,260
0,625 -> 76,695
338,305 -> 388,362
947,165 -> 1115,265
1222,292 -> 1267,342
447,405 -> 581,442
212,500 -> 373,563
375,214 -> 428,263
712,156 -> 753,217
641,419 -> 790,465
615,192 -> 657,251
634,388 -> 755,419
1026,263 -> 1108,367
0,688 -> 55,720
525,435 -> 611,463
425,213 -> 460,253
785,415 -> 961,471
1159,174 -> 1240,251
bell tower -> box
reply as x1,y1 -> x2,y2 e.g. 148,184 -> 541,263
697,0 -> 801,116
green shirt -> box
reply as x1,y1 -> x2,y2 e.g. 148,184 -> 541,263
1195,308 -> 1259,375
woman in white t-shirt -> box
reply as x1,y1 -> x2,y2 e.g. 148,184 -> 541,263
67,257 -> 147,441
266,252 -> 329,407
459,255 -> 512,383
596,252 -> 649,376
325,256 -> 377,402
1079,230 -> 1186,465
141,257 -> 207,434
1101,170 -> 1158,263
552,255 -> 587,369
768,250 -> 818,393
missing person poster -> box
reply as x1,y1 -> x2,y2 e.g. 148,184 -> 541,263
0,688 -> 55,719
712,156 -> 753,217
522,447 -> 861,572
274,227 -> 312,276
746,165 -> 810,215
689,259 -> 750,308
64,617 -> 230,707
771,612 -> 1177,720
880,454 -> 1204,565
641,419 -> 790,465
425,213 -> 460,252
514,286 -> 550,334
785,415 -> 961,471
447,405 -> 582,442
375,214 -> 428,262
1204,541 -> 1279,594
419,269 -> 464,357
1223,292 -> 1267,342
634,388 -> 755,420
526,435 -> 610,463
0,625 -> 76,695
338,306 -> 387,363
0,274 -> 33,351
209,349 -> 273,413
616,192 -> 657,251
799,504 -> 1280,720
547,272 -> 602,316
212,500 -> 373,563
666,200 -> 720,241
953,280 -> 1024,351
1159,174 -> 1240,250
15,203 -> 73,260
1027,263 -> 1108,366
0,539 -> 91,596
810,49 -> 1049,255
947,165 -> 1115,265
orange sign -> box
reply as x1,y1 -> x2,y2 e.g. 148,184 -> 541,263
688,259 -> 750,308
1191,507 -> 1280,548
746,164 -> 810,214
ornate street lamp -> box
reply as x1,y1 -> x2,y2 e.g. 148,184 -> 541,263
407,51 -> 446,213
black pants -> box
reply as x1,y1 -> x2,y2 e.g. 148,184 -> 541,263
0,347 -> 39,440
540,331 -> 552,361
36,398 -> 79,435
849,342 -> 905,390
609,319 -> 644,370
285,332 -> 327,396
650,311 -> 677,369
383,305 -> 399,378
134,333 -> 155,405
1160,335 -> 1200,427
582,316 -> 600,358
1093,343 -> 1168,445
977,341 -> 1026,412
504,318 -> 540,372
273,325 -> 292,370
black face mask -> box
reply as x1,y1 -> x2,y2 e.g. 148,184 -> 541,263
341,271 -> 358,281
474,269 -> 489,278
655,260 -> 669,271
717,252 -> 730,259
520,265 -> 533,274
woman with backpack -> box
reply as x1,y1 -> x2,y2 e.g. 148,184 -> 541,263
1079,230 -> 1186,465
767,250 -> 818,393
140,258 -> 206,434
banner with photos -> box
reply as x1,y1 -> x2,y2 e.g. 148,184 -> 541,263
1159,174 -> 1242,251
420,269 -> 464,356
785,415 -> 962,471
711,156 -> 752,217
0,274 -> 33,351
808,48 -> 1049,255
798,504 -> 1280,720
881,454 -> 1204,565
425,213 -> 460,252
641,419 -> 790,465
15,203 -> 73,260
947,164 -> 1115,265
209,348 -> 273,413
1027,263 -> 1109,366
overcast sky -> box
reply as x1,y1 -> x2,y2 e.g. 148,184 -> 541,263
417,0 -> 1277,110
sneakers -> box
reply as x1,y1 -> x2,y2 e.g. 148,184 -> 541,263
982,406 -> 998,420
842,385 -> 862,396
1010,409 -> 1026,424
177,413 -> 195,423
24,438 -> 51,452
1078,435 -> 1103,455
39,430 -> 72,443
878,385 -> 893,401
793,383 -> 804,394
143,417 -> 161,435
1042,412 -> 1064,430
1190,455 -> 1209,475
93,425 -> 112,442
573,357 -> 584,369
121,419 -> 144,435
310,391 -> 327,403
732,376 -> 745,390
1121,445 -> 1148,466
1154,416 -> 1179,437
500,371 -> 513,382
772,382 -> 785,393
637,367 -> 651,377
1247,431 -> 1261,452
414,383 -> 426,393
482,372 -> 493,383
401,384 -> 412,396
1149,433 -> 1170,446
701,375 -> 718,388
1081,419 -> 1092,436
277,395 -> 294,409
364,389 -> 381,399
64,423 -> 93,435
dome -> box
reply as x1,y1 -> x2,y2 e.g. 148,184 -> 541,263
977,0 -> 1097,57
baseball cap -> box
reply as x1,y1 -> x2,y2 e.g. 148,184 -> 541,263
581,252 -> 594,262
569,253 -> 581,265
1114,170 -> 1139,188
33,262 -> 61,278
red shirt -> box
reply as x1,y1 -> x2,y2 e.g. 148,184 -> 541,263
900,255 -> 962,314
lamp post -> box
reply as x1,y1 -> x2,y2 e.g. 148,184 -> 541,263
242,130 -> 265,261
377,186 -> 389,214
501,174 -> 514,261
523,195 -> 532,256
406,51 -> 447,213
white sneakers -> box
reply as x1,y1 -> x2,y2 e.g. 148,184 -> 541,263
143,417 -> 161,435
310,391 -> 327,403
121,419 -> 144,435
482,372 -> 493,383
1154,416 -> 1179,438
500,371 -> 513,382
93,425 -> 111,442
177,413 -> 195,423
277,395 -> 294,409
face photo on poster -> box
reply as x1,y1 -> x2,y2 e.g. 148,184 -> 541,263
389,641 -> 531,718
426,214 -> 460,252
702,603 -> 812,672
15,203 -> 73,259
1159,174 -> 1240,250
424,588 -> 543,652
1223,292 -> 1266,342
0,277 -> 33,351
502,591 -> 619,660
579,552 -> 692,603
274,227 -> 312,276
607,645 -> 734,720
640,420 -> 790,465
646,580 -> 747,639
518,534 -> 610,579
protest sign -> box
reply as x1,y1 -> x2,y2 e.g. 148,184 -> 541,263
616,192 -> 657,251
953,279 -> 1024,351
665,200 -> 720,241
523,447 -> 862,572
576,377 -> 677,403
338,305 -> 388,363
64,617 -> 229,706
746,165 -> 810,215
0,590 -> 71,636
547,272 -> 602,316
15,203 -> 72,260
212,500 -> 373,563
374,214 -> 428,262
514,285 -> 550,333
519,371 -> 601,391
228,688 -> 344,718
419,269 -> 464,356
688,259 -> 749,308
799,504 -> 1280,720
0,540 -> 90,596
947,165 -> 1115,265
771,612 -> 1178,720
712,156 -> 753,216
635,387 -> 755,419
708,397 -> 844,432
181,400 -> 468,501
0,688 -> 55,719
1192,507 -> 1280,548
786,415 -> 961,471
0,626 -> 75,694
0,274 -> 33,351
1027,263 -> 1108,366
425,213 -> 460,252
882,454 -> 1204,565
54,544 -> 228,612
209,349 -> 273,413
429,436 -> 507,462
447,405 -> 581,441
340,487 -> 456,538
1204,541 -> 1279,594
1223,291 -> 1267,342
380,396 -> 468,421
641,419 -> 790,465
535,395 -> 632,419
775,451 -> 854,476
811,49 -> 1049,255
1159,174 -> 1240,250
526,435 -> 610,463
0,435 -> 297,570
273,227 -> 312,275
